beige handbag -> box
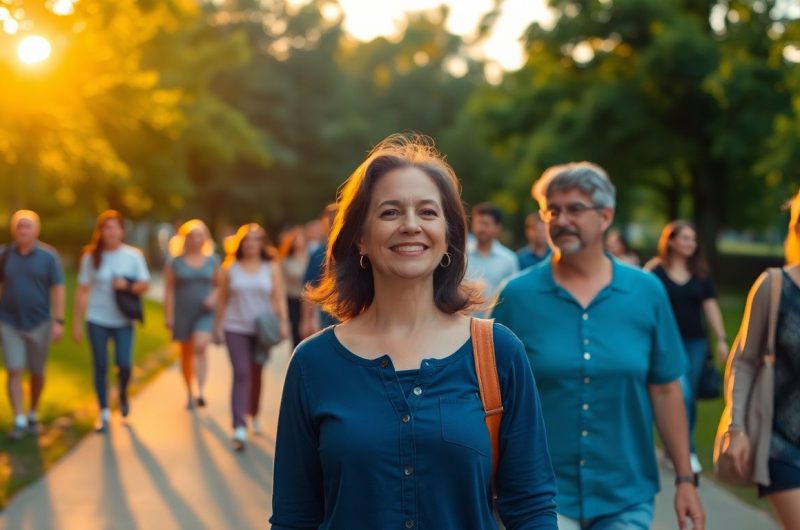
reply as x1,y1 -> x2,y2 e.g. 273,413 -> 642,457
713,268 -> 782,486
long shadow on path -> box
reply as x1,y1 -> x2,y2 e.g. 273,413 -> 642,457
123,425 -> 204,530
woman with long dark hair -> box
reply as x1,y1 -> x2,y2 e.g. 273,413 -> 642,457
73,210 -> 150,432
270,134 -> 557,529
214,224 -> 289,451
645,220 -> 728,474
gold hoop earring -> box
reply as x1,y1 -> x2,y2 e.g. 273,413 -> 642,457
440,253 -> 452,268
359,254 -> 368,269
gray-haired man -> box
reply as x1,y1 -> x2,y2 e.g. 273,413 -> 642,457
492,163 -> 705,529
0,210 -> 65,440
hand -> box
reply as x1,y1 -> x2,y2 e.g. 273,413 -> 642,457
725,430 -> 751,478
51,321 -> 64,342
112,278 -> 129,291
202,292 -> 217,310
72,322 -> 83,343
280,320 -> 290,340
212,326 -> 224,346
716,339 -> 729,364
674,482 -> 705,530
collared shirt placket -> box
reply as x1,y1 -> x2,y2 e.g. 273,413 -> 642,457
578,307 -> 593,519
378,357 -> 436,530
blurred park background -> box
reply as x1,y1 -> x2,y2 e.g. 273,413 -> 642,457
1,0 -> 800,514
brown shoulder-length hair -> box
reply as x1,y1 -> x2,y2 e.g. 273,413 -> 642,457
657,220 -> 709,278
308,133 -> 481,321
83,210 -> 125,270
223,223 -> 276,268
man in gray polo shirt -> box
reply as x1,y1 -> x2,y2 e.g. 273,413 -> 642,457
0,210 -> 65,440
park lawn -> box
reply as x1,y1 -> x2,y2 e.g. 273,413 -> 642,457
0,275 -> 173,509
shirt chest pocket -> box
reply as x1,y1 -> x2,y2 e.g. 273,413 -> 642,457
439,396 -> 490,457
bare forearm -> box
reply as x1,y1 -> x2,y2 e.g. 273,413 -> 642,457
650,381 -> 693,476
703,299 -> 726,340
51,285 -> 65,320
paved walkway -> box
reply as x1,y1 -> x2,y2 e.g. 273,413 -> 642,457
0,288 -> 780,529
0,340 -> 290,530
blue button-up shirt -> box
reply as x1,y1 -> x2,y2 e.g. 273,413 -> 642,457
270,324 -> 558,530
491,258 -> 687,520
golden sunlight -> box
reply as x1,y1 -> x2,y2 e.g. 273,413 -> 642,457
17,35 -> 52,65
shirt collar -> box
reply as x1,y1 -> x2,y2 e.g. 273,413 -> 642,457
535,253 -> 634,293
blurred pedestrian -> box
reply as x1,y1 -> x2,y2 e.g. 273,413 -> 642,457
0,210 -> 65,440
278,226 -> 309,347
720,189 -> 800,529
466,202 -> 519,314
493,162 -> 704,530
645,220 -> 728,475
299,204 -> 338,339
73,210 -> 150,433
605,227 -> 641,266
271,134 -> 557,529
214,223 -> 289,451
517,212 -> 550,270
163,219 -> 220,409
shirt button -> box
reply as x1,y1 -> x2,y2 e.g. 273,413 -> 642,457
584,377 -> 591,384
412,386 -> 423,396
403,465 -> 414,476
582,430 -> 589,437
584,339 -> 590,345
380,359 -> 388,368
405,520 -> 415,529
582,313 -> 589,321
580,459 -> 586,467
402,414 -> 411,423
583,352 -> 591,360
582,404 -> 589,411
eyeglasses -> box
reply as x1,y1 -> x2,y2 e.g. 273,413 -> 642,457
539,203 -> 605,222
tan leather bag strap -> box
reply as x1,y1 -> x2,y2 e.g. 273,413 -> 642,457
765,268 -> 783,362
470,317 -> 503,494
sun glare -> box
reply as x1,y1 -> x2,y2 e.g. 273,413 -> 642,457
17,35 -> 52,65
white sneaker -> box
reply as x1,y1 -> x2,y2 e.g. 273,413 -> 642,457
232,426 -> 247,452
690,453 -> 703,473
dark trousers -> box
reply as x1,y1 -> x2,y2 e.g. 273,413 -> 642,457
224,331 -> 264,429
287,297 -> 301,347
87,322 -> 133,409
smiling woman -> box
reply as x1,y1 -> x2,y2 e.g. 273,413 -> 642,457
270,133 -> 559,530
17,35 -> 51,65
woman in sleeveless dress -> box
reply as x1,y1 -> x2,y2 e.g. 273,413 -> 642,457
163,220 -> 219,409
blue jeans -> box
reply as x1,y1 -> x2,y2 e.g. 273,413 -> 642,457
557,499 -> 654,530
679,337 -> 708,453
87,322 -> 133,409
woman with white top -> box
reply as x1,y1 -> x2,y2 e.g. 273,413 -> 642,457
214,223 -> 289,451
73,210 -> 150,432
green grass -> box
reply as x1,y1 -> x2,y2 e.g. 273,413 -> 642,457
0,275 -> 172,508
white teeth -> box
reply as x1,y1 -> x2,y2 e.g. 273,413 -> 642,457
394,245 -> 425,252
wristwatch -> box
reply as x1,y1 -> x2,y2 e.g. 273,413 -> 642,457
675,474 -> 698,487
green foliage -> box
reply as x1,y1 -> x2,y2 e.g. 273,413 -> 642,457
452,0 -> 799,250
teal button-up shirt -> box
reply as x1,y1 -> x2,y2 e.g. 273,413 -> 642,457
492,257 -> 687,520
